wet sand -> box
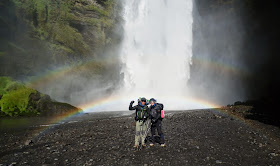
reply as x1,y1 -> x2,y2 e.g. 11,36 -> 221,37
0,110 -> 279,166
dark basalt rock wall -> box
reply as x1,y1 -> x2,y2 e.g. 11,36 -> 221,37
191,0 -> 280,104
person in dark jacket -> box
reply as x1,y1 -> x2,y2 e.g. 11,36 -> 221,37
149,98 -> 165,147
129,97 -> 150,148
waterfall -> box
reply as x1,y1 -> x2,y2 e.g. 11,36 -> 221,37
84,0 -> 197,112
119,0 -> 193,108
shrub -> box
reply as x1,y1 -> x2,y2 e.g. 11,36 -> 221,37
0,77 -> 38,116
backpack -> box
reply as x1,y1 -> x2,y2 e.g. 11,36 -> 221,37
161,110 -> 165,119
136,106 -> 148,120
158,103 -> 164,119
150,103 -> 164,119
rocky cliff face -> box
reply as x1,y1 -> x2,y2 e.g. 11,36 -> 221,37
0,0 -> 122,78
0,77 -> 82,117
191,0 -> 280,104
0,0 -> 123,106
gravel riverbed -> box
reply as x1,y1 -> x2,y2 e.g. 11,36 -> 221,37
0,110 -> 279,166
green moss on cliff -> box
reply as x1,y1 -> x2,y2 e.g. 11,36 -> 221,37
9,0 -> 115,58
1,0 -> 121,79
50,43 -> 74,54
0,77 -> 13,95
52,23 -> 89,55
0,0 -> 122,111
0,77 -> 38,116
86,4 -> 109,16
0,86 -> 37,116
0,51 -> 6,56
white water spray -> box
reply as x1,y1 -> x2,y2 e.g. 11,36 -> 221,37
117,0 -> 195,109
121,0 -> 193,96
84,0 -> 211,112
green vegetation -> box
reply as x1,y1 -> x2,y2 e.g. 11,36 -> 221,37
0,51 -> 6,56
86,4 -> 110,16
0,1 -> 122,117
0,0 -> 122,78
10,0 -> 116,57
0,77 -> 19,95
0,77 -> 38,117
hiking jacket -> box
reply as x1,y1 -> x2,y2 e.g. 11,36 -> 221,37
150,103 -> 164,121
129,102 -> 150,121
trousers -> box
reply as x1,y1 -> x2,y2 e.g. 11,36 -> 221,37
151,119 -> 164,144
135,120 -> 148,145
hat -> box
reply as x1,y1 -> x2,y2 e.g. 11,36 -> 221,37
149,98 -> 157,103
140,97 -> 147,102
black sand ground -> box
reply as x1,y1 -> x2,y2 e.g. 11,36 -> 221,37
0,110 -> 280,166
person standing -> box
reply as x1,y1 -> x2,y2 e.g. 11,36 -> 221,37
129,97 -> 150,148
149,98 -> 165,147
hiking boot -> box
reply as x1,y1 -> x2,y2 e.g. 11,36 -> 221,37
160,143 -> 166,147
149,143 -> 154,146
133,145 -> 139,148
142,144 -> 146,147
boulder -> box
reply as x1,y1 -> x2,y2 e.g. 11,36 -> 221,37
37,94 -> 82,116
27,91 -> 82,116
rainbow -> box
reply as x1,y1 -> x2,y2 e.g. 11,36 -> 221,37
26,65 -> 74,89
77,94 -> 222,112
32,107 -> 83,139
25,57 -> 119,89
191,56 -> 252,78
24,55 -> 252,90
29,95 -> 280,149
30,95 -> 223,139
31,94 -> 279,144
25,55 -> 253,140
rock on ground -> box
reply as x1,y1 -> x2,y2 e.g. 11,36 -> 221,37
0,110 -> 279,166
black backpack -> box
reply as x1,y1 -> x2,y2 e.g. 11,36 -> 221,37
150,103 -> 164,119
136,106 -> 149,120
